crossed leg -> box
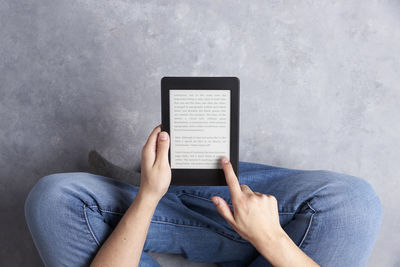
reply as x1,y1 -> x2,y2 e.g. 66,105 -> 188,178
25,161 -> 382,266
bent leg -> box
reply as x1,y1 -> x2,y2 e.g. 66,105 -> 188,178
236,162 -> 382,267
24,172 -> 258,266
24,172 -> 162,267
25,161 -> 382,267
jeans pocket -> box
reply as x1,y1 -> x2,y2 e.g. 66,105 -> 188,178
84,205 -> 124,246
177,191 -> 246,242
177,191 -> 228,221
282,201 -> 316,247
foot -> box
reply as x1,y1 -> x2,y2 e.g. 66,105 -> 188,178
88,150 -> 141,186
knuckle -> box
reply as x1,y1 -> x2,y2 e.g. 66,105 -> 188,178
253,195 -> 261,203
240,184 -> 249,190
268,195 -> 277,202
249,194 -> 257,201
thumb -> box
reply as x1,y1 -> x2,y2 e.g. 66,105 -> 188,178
212,196 -> 235,226
154,131 -> 170,166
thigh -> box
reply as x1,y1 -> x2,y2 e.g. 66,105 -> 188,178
233,161 -> 381,266
55,173 -> 258,265
26,173 -> 168,266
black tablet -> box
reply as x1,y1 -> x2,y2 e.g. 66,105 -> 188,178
161,77 -> 239,185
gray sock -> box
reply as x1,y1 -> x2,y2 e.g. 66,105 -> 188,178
88,150 -> 141,186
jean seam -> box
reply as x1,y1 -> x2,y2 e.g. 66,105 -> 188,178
150,220 -> 249,244
298,201 -> 317,248
86,204 -> 248,243
179,192 -> 215,202
87,205 -> 125,215
83,205 -> 101,246
178,192 -> 232,207
83,197 -> 298,246
178,192 -> 295,214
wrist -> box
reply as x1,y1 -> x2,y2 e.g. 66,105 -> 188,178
137,188 -> 162,205
252,227 -> 288,255
252,227 -> 319,266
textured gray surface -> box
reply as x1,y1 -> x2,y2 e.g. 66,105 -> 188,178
1,0 -> 399,266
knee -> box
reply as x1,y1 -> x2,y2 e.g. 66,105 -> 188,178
311,170 -> 382,231
24,172 -> 93,229
25,174 -> 65,226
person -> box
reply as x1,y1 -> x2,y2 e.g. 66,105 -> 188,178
25,125 -> 382,267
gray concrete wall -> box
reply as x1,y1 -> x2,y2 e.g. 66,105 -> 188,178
1,0 -> 399,266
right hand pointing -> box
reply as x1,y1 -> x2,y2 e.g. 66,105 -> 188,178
211,157 -> 284,247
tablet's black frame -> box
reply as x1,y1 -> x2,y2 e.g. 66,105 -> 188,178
161,77 -> 239,186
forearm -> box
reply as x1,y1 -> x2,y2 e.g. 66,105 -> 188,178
253,229 -> 320,267
90,190 -> 159,267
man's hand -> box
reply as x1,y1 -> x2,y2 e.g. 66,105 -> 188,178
91,124 -> 172,267
211,157 -> 284,247
211,157 -> 319,267
139,124 -> 171,201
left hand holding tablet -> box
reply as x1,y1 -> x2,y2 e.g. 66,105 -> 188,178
139,124 -> 171,201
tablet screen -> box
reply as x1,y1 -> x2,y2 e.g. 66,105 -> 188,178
170,89 -> 230,169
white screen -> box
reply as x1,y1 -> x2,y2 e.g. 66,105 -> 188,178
170,89 -> 230,169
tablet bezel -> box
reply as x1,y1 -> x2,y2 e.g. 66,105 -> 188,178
161,77 -> 239,186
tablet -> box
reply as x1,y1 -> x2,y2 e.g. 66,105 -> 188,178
161,77 -> 239,185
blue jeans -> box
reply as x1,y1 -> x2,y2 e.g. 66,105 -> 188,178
25,161 -> 382,266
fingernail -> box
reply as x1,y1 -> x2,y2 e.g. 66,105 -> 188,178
159,132 -> 168,140
222,157 -> 229,164
212,197 -> 219,205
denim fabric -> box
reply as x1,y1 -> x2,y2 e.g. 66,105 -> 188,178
25,161 -> 382,266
